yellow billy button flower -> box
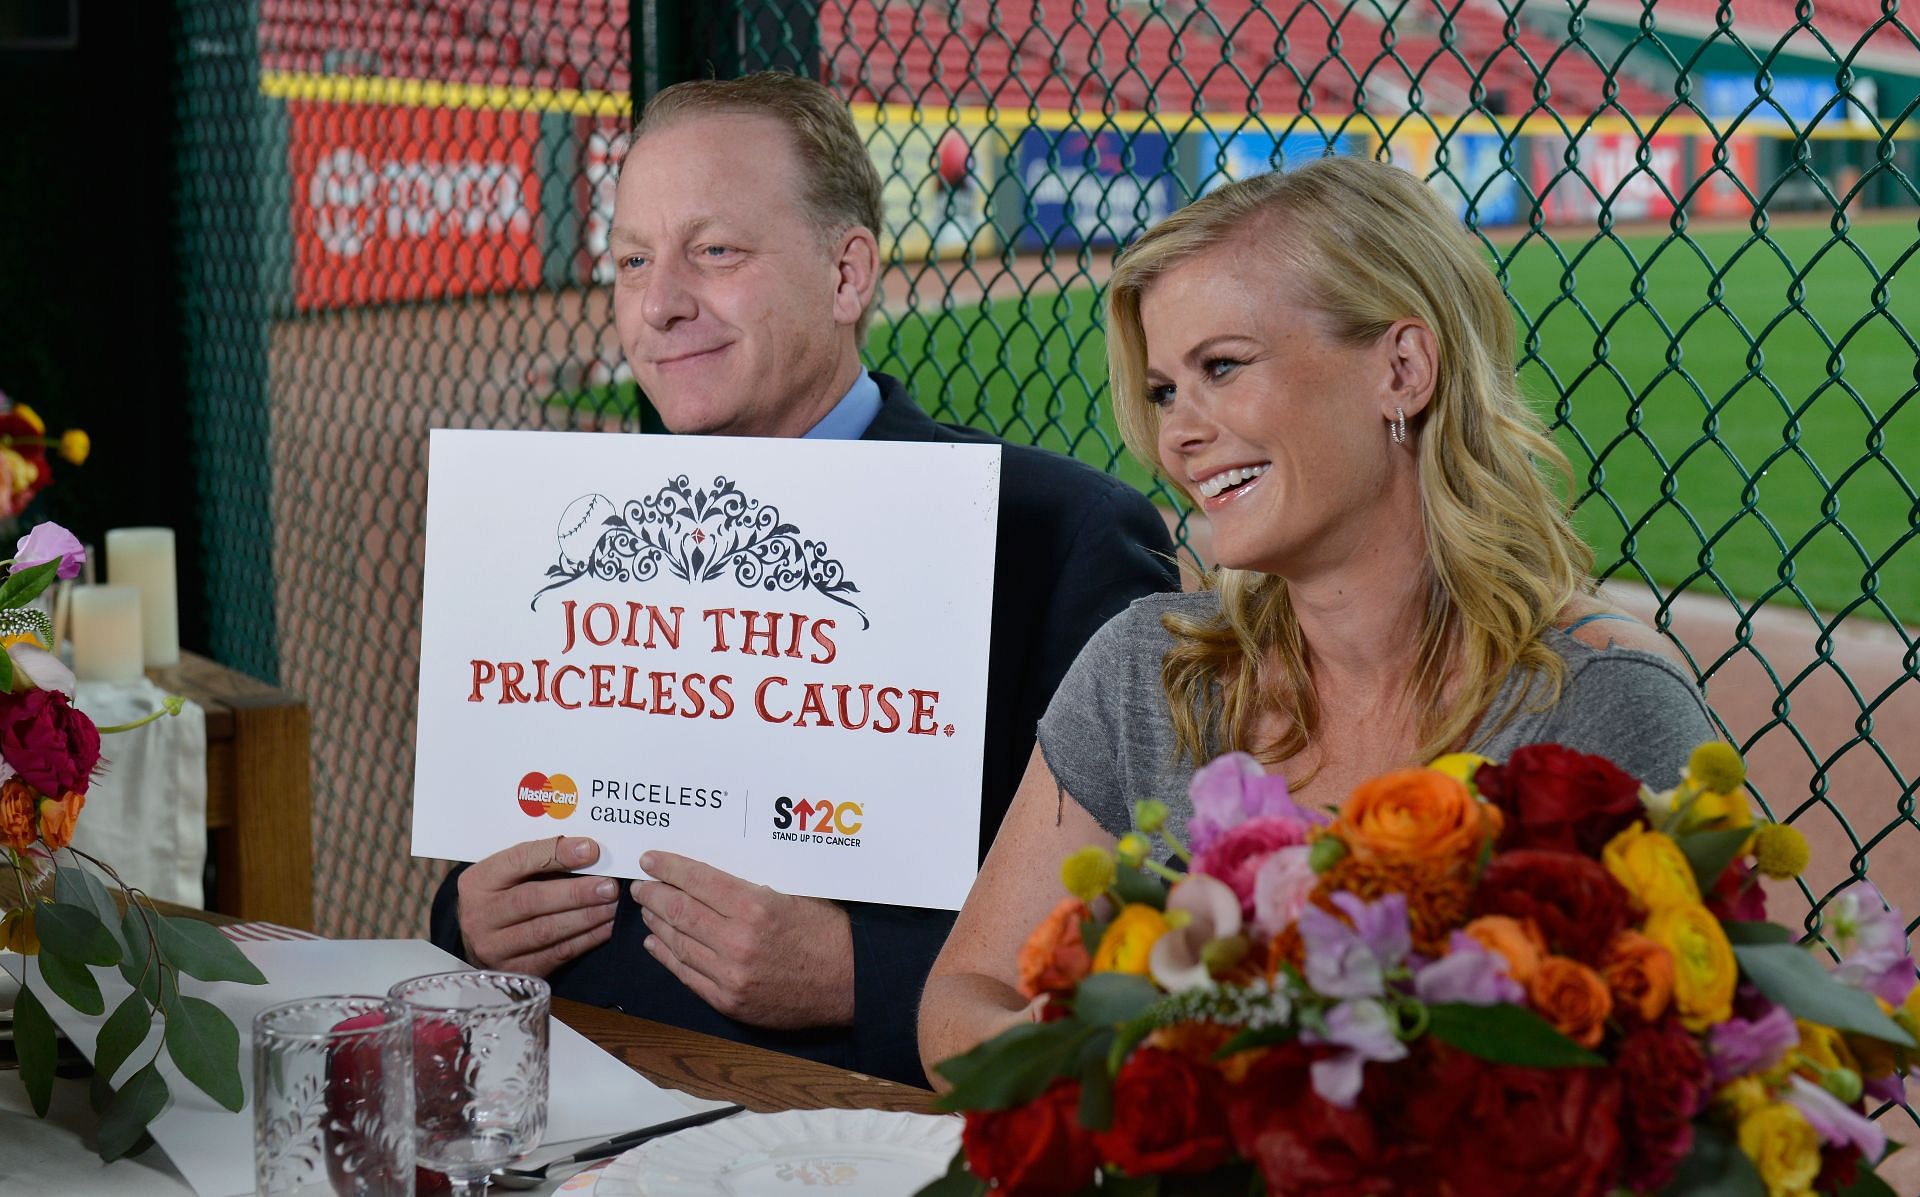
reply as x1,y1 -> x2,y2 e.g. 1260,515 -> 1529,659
1689,742 -> 1748,795
1736,1102 -> 1821,1197
1115,833 -> 1152,870
58,429 -> 89,465
1061,846 -> 1117,904
1427,752 -> 1494,792
1602,824 -> 1702,915
1645,903 -> 1737,1031
1092,904 -> 1171,976
1133,800 -> 1170,835
1752,823 -> 1810,880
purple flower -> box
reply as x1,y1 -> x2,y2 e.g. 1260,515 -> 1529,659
1707,1004 -> 1800,1084
12,523 -> 85,580
1302,998 -> 1408,1108
1187,752 -> 1326,853
1864,1074 -> 1907,1107
1415,932 -> 1525,1006
1300,892 -> 1411,1000
1251,845 -> 1317,939
1825,882 -> 1917,1006
1785,1075 -> 1887,1164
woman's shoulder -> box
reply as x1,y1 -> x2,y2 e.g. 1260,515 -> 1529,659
1085,590 -> 1222,655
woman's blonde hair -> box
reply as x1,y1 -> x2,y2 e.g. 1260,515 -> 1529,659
1106,156 -> 1592,778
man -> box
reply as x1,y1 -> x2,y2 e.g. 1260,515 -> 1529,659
428,73 -> 1176,1085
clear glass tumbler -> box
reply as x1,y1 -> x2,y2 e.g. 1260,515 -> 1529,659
388,970 -> 550,1197
253,995 -> 416,1196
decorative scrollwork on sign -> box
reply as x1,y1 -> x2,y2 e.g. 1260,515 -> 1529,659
533,476 -> 870,628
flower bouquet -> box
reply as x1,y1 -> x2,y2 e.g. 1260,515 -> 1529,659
923,742 -> 1916,1196
1,521 -> 265,1159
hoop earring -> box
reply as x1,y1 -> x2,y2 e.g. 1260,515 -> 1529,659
1391,407 -> 1407,445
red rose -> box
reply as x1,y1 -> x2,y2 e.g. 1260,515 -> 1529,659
1094,1048 -> 1234,1176
1707,859 -> 1768,923
1817,1144 -> 1862,1192
1425,1050 -> 1624,1197
1475,743 -> 1645,856
0,688 -> 101,798
1472,849 -> 1632,964
1613,1018 -> 1709,1192
961,1081 -> 1100,1196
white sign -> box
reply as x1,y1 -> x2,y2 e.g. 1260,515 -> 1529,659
412,430 -> 1001,910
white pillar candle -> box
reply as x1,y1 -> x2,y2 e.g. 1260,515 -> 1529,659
106,527 -> 180,669
69,585 -> 145,684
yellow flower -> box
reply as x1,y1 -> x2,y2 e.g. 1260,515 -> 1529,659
1092,904 -> 1171,975
1683,788 -> 1755,835
1715,1077 -> 1771,1120
0,447 -> 35,497
1752,824 -> 1809,879
10,403 -> 45,435
1689,741 -> 1748,794
58,429 -> 89,465
1736,1102 -> 1821,1197
1115,833 -> 1151,869
1428,752 -> 1494,791
0,906 -> 38,955
1060,845 -> 1116,903
1602,824 -> 1702,915
1794,1020 -> 1859,1079
1645,903 -> 1737,1030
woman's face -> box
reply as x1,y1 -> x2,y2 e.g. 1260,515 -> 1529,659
1141,240 -> 1408,578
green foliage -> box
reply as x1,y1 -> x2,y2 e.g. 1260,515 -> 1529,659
13,979 -> 57,1117
1676,827 -> 1755,894
36,901 -> 122,966
1659,1122 -> 1765,1196
154,912 -> 267,985
913,1150 -> 988,1197
97,1064 -> 170,1162
1425,1002 -> 1606,1067
37,945 -> 104,1014
1113,864 -> 1169,908
0,559 -> 61,610
935,1019 -> 1096,1113
1071,973 -> 1161,1025
1839,1164 -> 1898,1197
54,865 -> 129,956
1733,943 -> 1916,1045
93,992 -> 154,1088
1720,920 -> 1794,945
164,994 -> 245,1111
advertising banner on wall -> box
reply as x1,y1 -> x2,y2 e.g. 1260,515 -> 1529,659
860,118 -> 1001,261
412,432 -> 1001,909
1386,127 -> 1525,227
1193,128 -> 1363,193
1011,126 -> 1183,250
1531,131 -> 1688,225
289,102 -> 544,309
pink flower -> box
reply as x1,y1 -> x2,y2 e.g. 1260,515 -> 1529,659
1191,815 -> 1312,922
12,522 -> 86,580
1149,874 -> 1245,993
1251,845 -> 1317,939
1188,752 -> 1325,853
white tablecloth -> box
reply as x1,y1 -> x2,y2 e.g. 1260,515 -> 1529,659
70,678 -> 208,908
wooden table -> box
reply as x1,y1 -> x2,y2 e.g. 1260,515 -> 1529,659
146,651 -> 315,929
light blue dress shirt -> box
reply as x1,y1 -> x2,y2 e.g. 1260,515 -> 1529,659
801,369 -> 883,441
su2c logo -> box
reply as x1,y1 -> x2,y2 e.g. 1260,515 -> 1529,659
517,771 -> 579,820
772,796 -> 863,835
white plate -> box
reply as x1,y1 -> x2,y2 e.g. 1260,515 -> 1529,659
594,1108 -> 963,1196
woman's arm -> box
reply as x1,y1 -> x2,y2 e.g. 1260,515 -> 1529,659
917,744 -> 1117,1085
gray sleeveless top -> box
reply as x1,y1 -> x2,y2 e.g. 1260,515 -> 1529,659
1036,591 -> 1718,841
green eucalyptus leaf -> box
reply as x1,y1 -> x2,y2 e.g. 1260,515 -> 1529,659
37,948 -> 104,1015
1074,1030 -> 1117,1132
1733,944 -> 1916,1046
912,1150 -> 987,1197
1426,1003 -> 1604,1067
98,1062 -> 170,1162
94,991 -> 155,1088
1677,827 -> 1754,893
1658,1121 -> 1765,1196
13,979 -> 57,1116
55,864 -> 129,955
164,995 -> 245,1111
1721,920 -> 1793,946
1839,1163 -> 1898,1197
935,1019 -> 1093,1113
36,901 -> 121,966
0,645 -> 15,692
1081,916 -> 1105,959
155,914 -> 267,985
1113,866 -> 1169,908
119,902 -> 171,1009
88,1068 -> 115,1115
0,559 -> 61,610
1071,973 -> 1161,1025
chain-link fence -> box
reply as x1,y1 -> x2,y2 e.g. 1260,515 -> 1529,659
177,0 -> 1914,1127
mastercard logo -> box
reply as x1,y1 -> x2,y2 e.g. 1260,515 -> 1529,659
516,771 -> 579,819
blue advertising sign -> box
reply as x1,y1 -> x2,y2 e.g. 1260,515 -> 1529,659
1013,128 -> 1183,250
1194,129 -> 1359,193
1700,72 -> 1863,127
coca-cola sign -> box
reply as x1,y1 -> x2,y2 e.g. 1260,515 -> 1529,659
290,103 -> 543,308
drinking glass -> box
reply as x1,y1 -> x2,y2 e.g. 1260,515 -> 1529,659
253,995 -> 415,1196
388,970 -> 550,1197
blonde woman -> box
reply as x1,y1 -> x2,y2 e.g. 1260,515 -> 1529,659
917,157 -> 1716,1073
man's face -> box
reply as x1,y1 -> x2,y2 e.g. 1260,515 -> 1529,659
610,112 -> 862,438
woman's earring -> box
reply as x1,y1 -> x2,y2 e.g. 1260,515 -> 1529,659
1391,407 -> 1407,445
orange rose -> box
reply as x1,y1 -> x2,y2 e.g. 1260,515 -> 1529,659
0,778 -> 38,850
1018,896 -> 1092,998
36,789 -> 84,851
1464,915 -> 1546,985
1146,1021 -> 1260,1083
1337,767 -> 1498,864
1601,930 -> 1674,1023
1526,956 -> 1613,1048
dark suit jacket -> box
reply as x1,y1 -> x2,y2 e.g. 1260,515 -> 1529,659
430,372 -> 1178,1084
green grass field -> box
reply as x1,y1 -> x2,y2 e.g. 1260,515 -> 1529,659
865,217 -> 1920,620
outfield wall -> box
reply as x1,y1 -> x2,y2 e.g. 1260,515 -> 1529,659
256,74 -> 1920,315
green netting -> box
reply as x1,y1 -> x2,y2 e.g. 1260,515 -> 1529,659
176,0 -> 1916,1135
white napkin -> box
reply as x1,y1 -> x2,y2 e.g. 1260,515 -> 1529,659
71,678 -> 208,908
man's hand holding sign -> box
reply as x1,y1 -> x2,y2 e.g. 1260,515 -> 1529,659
455,836 -> 618,976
